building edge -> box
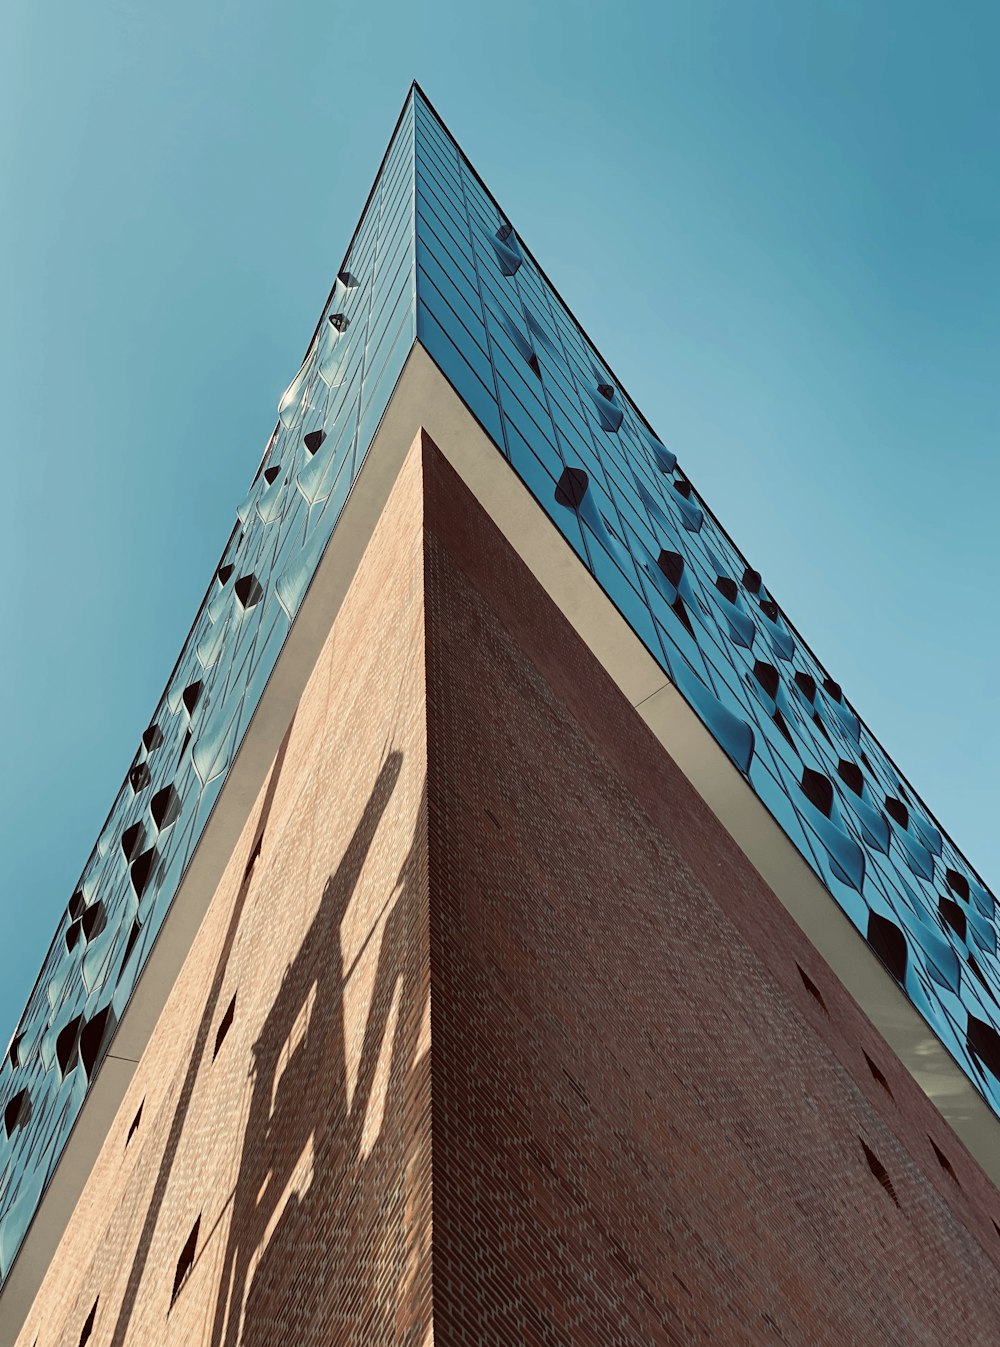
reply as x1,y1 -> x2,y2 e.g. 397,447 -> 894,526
4,343 -> 1000,1341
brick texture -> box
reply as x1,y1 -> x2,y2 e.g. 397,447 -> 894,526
17,440 -> 432,1347
14,428 -> 1000,1346
421,434 -> 1000,1347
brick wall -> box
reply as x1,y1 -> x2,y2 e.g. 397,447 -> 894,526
17,441 -> 432,1347
15,428 -> 1000,1346
422,435 -> 1000,1347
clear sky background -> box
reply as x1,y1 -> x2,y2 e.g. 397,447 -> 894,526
1,1 -> 997,1039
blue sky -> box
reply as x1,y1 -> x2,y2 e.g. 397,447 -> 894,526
1,0 -> 997,1037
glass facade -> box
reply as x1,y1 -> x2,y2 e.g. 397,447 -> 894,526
411,90 -> 1000,1121
1,83 -> 997,1287
0,96 -> 416,1282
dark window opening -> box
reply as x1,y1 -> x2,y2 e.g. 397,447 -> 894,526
182,680 -> 203,716
596,381 -> 615,400
673,477 -> 693,499
80,1005 -> 116,1079
752,661 -> 780,700
234,574 -> 263,610
123,919 -> 142,968
4,1087 -> 30,1137
794,671 -> 817,702
214,995 -> 236,1060
82,901 -> 106,942
66,919 -> 83,952
216,563 -> 234,586
837,760 -> 865,796
867,913 -> 908,985
68,889 -> 87,919
527,352 -> 541,378
303,429 -> 326,455
823,677 -> 843,702
177,728 -> 192,767
742,566 -> 762,594
263,464 -> 281,485
56,1015 -> 84,1077
129,761 -> 151,793
800,768 -> 834,818
126,1100 -> 144,1147
171,1217 -> 200,1307
657,550 -> 685,589
864,1052 -> 893,1100
243,834 -> 263,882
554,465 -> 589,510
885,796 -> 909,829
130,847 -> 158,899
939,896 -> 967,941
121,822 -> 146,861
860,1140 -> 899,1206
337,268 -> 356,287
671,597 -> 695,639
930,1139 -> 959,1185
945,868 -> 970,902
715,576 -> 738,603
79,1296 -> 99,1347
151,784 -> 180,830
797,966 -> 828,1014
142,724 -> 163,753
496,222 -> 513,242
8,1033 -> 24,1069
328,312 -> 349,332
759,597 -> 780,623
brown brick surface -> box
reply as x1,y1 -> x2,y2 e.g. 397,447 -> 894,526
421,435 -> 1000,1347
14,429 -> 1000,1346
17,440 -> 432,1347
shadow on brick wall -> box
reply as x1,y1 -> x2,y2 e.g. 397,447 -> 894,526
109,743 -> 432,1345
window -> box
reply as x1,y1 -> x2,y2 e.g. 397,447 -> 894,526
797,965 -> 827,1014
214,995 -> 236,1060
864,1053 -> 893,1100
234,574 -> 263,610
930,1139 -> 959,1185
3,1088 -> 30,1138
860,1140 -> 899,1206
171,1217 -> 200,1307
151,784 -> 180,830
79,1297 -> 99,1346
126,1100 -> 144,1147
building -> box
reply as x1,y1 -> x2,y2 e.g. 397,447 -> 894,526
3,82 -> 1000,1344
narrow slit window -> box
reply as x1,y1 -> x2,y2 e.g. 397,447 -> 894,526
126,1100 -> 144,1147
864,1052 -> 894,1100
171,1217 -> 200,1307
243,835 -> 263,883
79,1297 -> 99,1347
860,1139 -> 899,1206
930,1139 -> 960,1185
797,965 -> 828,1014
214,994 -> 236,1060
